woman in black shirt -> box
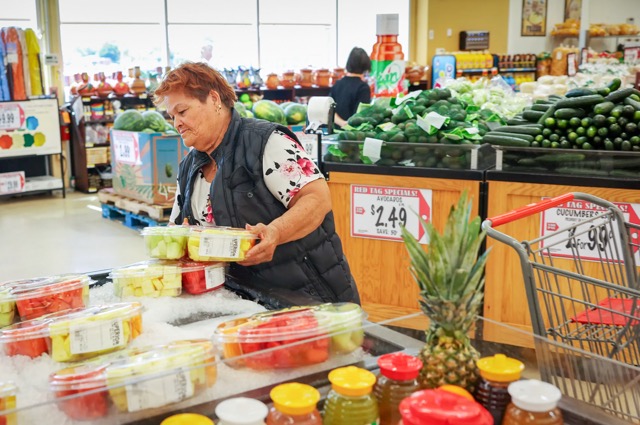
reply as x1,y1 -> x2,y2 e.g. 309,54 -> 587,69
330,47 -> 371,127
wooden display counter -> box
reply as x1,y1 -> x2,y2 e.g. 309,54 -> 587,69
483,171 -> 640,347
325,163 -> 485,328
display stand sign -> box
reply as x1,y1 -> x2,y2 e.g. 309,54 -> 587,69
566,53 -> 577,77
540,197 -> 640,262
111,130 -> 142,165
0,171 -> 25,195
0,98 -> 62,158
296,132 -> 319,162
624,47 -> 639,65
351,184 -> 432,244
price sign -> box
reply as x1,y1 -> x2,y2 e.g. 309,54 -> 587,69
111,130 -> 140,165
567,53 -> 577,77
624,47 -> 639,65
297,132 -> 319,161
540,198 -> 640,263
351,185 -> 432,244
0,104 -> 24,130
0,171 -> 25,195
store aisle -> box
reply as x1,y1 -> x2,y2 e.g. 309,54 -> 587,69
0,191 -> 147,281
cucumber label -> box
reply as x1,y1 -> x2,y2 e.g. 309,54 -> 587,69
70,319 -> 124,354
199,235 -> 241,259
372,59 -> 405,96
125,369 -> 194,412
205,266 -> 225,289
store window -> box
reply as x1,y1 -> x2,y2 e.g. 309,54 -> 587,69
0,0 -> 38,29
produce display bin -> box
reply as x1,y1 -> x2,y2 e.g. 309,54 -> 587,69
110,130 -> 189,206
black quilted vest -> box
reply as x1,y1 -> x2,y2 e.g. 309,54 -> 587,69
174,110 -> 359,304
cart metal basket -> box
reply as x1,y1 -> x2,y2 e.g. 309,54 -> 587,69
482,192 -> 640,423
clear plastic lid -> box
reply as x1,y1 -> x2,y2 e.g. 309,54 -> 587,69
180,261 -> 227,294
142,226 -> 190,260
46,302 -> 143,336
8,274 -> 91,301
50,362 -> 109,392
0,381 -> 17,398
0,316 -> 51,343
187,226 -> 258,262
109,260 -> 184,297
508,379 -> 562,413
189,226 -> 258,239
109,260 -> 203,279
314,302 -> 366,328
140,226 -> 190,237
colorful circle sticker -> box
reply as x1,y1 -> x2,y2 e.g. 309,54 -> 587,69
26,116 -> 39,130
33,132 -> 46,147
0,135 -> 12,149
23,133 -> 34,147
12,133 -> 24,149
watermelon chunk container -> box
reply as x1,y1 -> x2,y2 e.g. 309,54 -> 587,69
180,261 -> 227,295
109,260 -> 184,298
141,226 -> 190,260
213,302 -> 366,370
0,316 -> 52,358
46,302 -> 143,362
7,275 -> 91,321
187,226 -> 258,262
50,363 -> 110,421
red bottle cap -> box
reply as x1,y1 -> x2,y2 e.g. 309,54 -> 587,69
399,389 -> 493,425
377,352 -> 423,381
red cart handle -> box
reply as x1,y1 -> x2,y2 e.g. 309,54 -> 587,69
486,193 -> 575,227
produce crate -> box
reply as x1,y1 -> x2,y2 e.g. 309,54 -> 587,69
110,130 -> 188,205
322,139 -> 494,170
492,145 -> 640,179
98,188 -> 173,222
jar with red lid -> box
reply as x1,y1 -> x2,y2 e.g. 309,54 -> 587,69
50,363 -> 110,420
399,389 -> 493,425
373,352 -> 422,425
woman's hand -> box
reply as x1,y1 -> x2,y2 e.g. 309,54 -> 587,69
238,223 -> 281,266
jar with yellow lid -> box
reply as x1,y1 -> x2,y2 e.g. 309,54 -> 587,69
0,381 -> 17,425
266,383 -> 322,424
474,353 -> 525,425
322,366 -> 378,425
161,413 -> 215,425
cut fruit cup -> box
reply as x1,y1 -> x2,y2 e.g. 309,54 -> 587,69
0,316 -> 53,358
104,339 -> 217,413
314,302 -> 367,354
0,286 -> 15,329
0,381 -> 17,425
213,306 -> 334,370
141,226 -> 189,260
187,226 -> 258,262
109,260 -> 183,298
46,302 -> 143,362
180,261 -> 227,295
8,275 -> 91,321
49,363 -> 110,421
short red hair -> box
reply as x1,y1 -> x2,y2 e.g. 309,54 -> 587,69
154,62 -> 237,109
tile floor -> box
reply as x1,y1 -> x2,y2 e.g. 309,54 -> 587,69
0,190 -> 147,282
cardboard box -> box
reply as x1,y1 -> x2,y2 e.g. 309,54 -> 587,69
110,130 -> 188,205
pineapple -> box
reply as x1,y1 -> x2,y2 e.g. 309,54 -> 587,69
401,192 -> 489,393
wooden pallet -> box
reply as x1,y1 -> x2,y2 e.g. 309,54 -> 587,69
101,203 -> 165,230
98,188 -> 173,222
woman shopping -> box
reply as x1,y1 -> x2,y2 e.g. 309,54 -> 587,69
155,62 -> 360,304
330,47 -> 372,127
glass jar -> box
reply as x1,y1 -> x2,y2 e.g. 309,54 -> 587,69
216,397 -> 268,425
474,353 -> 525,425
267,383 -> 322,425
323,366 -> 378,425
398,389 -> 493,425
503,380 -> 563,425
373,352 -> 422,425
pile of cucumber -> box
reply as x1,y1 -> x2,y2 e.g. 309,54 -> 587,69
483,78 -> 640,151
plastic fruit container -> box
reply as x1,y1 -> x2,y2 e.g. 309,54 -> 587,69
105,339 -> 217,413
0,317 -> 52,358
187,226 -> 257,262
0,381 -> 17,425
314,302 -> 366,354
0,286 -> 15,328
141,226 -> 189,260
47,302 -> 143,362
180,261 -> 227,295
8,275 -> 91,321
50,363 -> 110,421
109,260 -> 183,298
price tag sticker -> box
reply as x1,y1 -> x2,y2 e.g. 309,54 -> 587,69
297,132 -> 318,160
205,265 -> 226,289
0,105 -> 22,130
567,53 -> 577,77
0,172 -> 25,195
540,198 -> 640,262
125,369 -> 194,412
199,235 -> 241,259
351,184 -> 432,243
111,130 -> 140,165
624,47 -> 639,64
69,319 -> 125,354
362,137 -> 383,163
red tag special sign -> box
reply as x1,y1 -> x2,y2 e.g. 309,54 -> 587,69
351,185 -> 432,244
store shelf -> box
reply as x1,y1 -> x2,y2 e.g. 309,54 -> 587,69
459,68 -> 497,74
86,162 -> 110,169
23,175 -> 64,192
85,118 -> 114,124
500,67 -> 536,72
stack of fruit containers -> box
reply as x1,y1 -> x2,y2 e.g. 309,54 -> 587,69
119,225 -> 258,297
49,339 -> 217,420
0,302 -> 143,361
213,303 -> 366,370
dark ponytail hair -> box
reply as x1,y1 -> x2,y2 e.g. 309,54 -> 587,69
346,47 -> 371,74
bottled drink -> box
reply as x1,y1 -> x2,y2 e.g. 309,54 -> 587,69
373,352 -> 422,425
266,383 -> 322,425
398,389 -> 493,425
503,380 -> 564,425
474,354 -> 525,425
370,14 -> 406,97
216,397 -> 268,425
323,366 -> 378,425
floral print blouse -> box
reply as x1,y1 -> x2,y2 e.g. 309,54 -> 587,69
169,129 -> 322,225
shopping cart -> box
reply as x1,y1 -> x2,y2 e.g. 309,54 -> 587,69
482,192 -> 640,423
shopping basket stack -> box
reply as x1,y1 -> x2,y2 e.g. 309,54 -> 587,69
483,192 -> 640,423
